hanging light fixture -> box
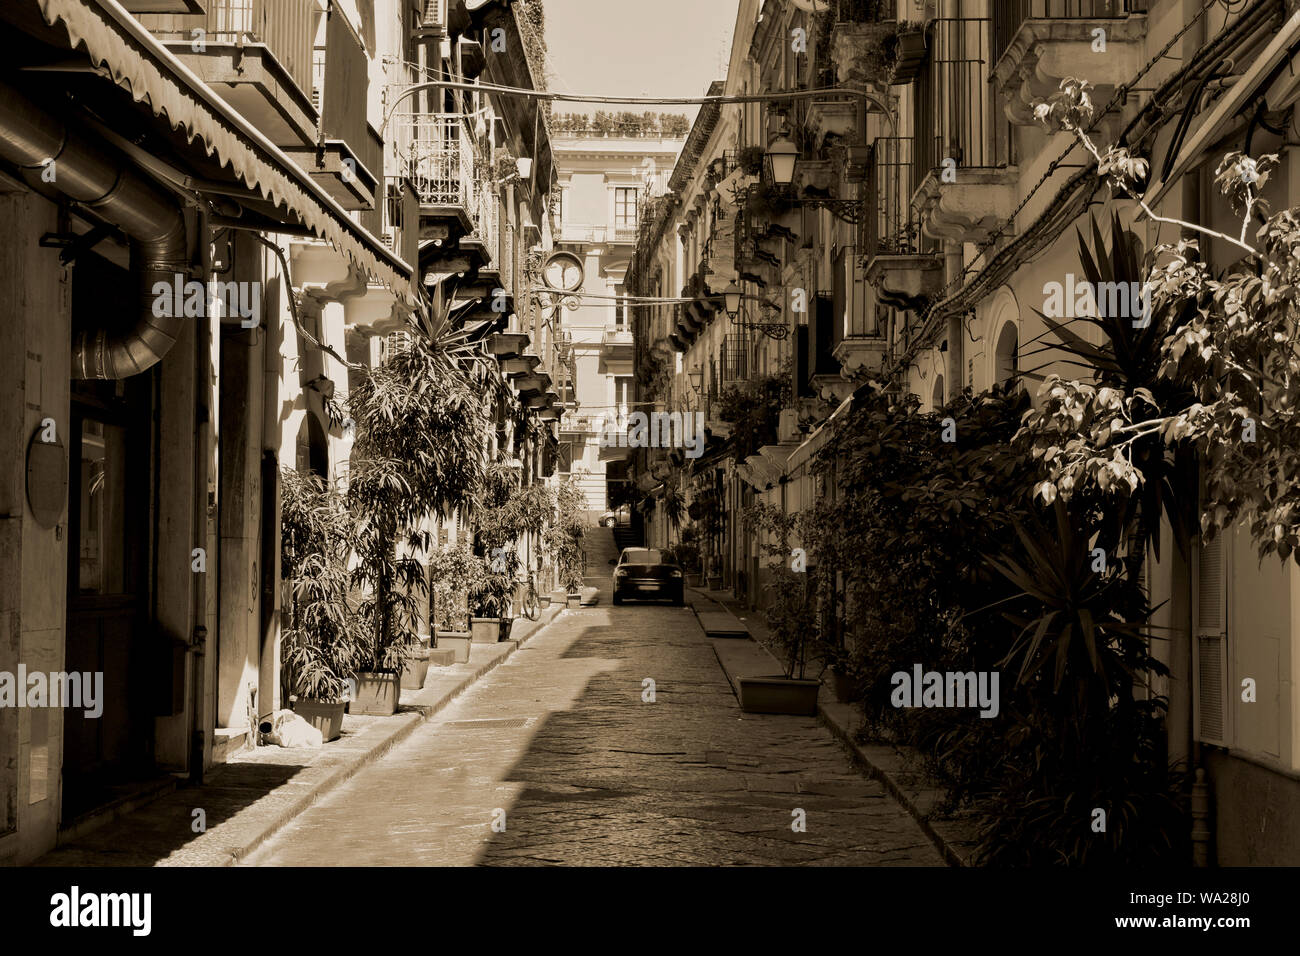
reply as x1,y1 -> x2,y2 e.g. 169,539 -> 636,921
764,135 -> 799,187
723,281 -> 743,318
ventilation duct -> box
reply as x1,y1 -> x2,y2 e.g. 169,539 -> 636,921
0,80 -> 189,379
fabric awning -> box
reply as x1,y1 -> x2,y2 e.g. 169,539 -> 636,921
38,0 -> 418,309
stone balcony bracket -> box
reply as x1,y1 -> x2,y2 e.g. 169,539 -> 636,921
833,335 -> 888,377
342,285 -> 405,337
865,253 -> 945,311
794,159 -> 837,196
806,98 -> 859,151
915,166 -> 1019,243
993,17 -> 1147,126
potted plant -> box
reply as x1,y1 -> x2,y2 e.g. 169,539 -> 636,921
544,476 -> 588,608
280,468 -> 359,742
737,145 -> 766,176
430,541 -> 482,662
346,334 -> 489,715
470,547 -> 517,642
735,503 -> 821,715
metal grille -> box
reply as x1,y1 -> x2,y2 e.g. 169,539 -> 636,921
721,334 -> 749,385
865,136 -> 921,257
915,18 -> 996,176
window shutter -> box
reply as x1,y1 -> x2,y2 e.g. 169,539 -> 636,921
1192,530 -> 1229,746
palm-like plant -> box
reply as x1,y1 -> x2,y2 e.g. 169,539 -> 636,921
346,335 -> 489,671
280,468 -> 360,701
1021,210 -> 1200,564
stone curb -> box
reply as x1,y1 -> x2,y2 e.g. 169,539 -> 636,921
686,587 -> 973,868
214,602 -> 566,865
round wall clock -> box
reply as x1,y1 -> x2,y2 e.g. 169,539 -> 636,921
543,251 -> 585,292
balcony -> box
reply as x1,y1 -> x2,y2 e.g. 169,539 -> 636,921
139,0 -> 318,148
283,11 -> 380,210
600,325 -> 633,365
390,113 -> 499,272
992,0 -> 1147,125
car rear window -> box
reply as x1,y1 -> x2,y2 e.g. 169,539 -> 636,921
622,549 -> 674,564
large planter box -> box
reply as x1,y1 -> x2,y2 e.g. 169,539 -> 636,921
686,572 -> 704,588
736,676 -> 820,716
566,593 -> 581,609
292,698 -> 345,742
435,630 -> 472,663
351,671 -> 401,716
549,589 -> 567,605
401,654 -> 431,690
471,617 -> 511,643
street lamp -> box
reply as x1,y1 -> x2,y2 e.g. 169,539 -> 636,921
722,281 -> 743,319
688,365 -> 704,392
765,135 -> 799,187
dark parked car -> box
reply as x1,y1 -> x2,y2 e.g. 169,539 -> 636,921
610,548 -> 684,605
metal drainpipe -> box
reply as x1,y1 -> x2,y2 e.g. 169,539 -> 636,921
0,80 -> 188,379
944,246 -> 963,391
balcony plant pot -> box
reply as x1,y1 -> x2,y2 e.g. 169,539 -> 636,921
351,670 -> 401,717
736,676 -> 821,716
435,630 -> 472,663
401,653 -> 431,690
566,592 -> 582,609
292,698 -> 345,743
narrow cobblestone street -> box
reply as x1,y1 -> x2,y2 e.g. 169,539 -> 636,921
244,533 -> 940,866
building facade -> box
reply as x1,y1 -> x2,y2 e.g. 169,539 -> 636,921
0,0 -> 557,865
630,0 -> 1300,864
550,126 -> 684,521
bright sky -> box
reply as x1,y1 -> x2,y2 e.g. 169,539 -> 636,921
541,0 -> 741,120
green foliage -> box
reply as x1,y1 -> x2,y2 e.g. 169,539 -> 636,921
745,502 -> 820,679
346,336 -> 488,670
428,542 -> 482,633
717,373 -> 789,459
544,476 -> 587,592
280,468 -> 361,702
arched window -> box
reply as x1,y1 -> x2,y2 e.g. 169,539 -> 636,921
932,374 -> 945,410
994,321 -> 1018,388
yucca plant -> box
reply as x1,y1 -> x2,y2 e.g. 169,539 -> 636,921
1021,210 -> 1200,564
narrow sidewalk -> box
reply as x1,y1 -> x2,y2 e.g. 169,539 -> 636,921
687,586 -> 978,866
34,604 -> 565,867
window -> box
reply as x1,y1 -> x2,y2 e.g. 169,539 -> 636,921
615,284 -> 628,327
614,376 -> 632,414
615,187 -> 637,229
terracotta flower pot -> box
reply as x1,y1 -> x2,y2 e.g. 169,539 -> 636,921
401,654 -> 431,690
471,617 -> 502,643
351,671 -> 401,716
292,698 -> 345,742
435,631 -> 472,663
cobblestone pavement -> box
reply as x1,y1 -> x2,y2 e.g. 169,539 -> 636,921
245,539 -> 942,867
